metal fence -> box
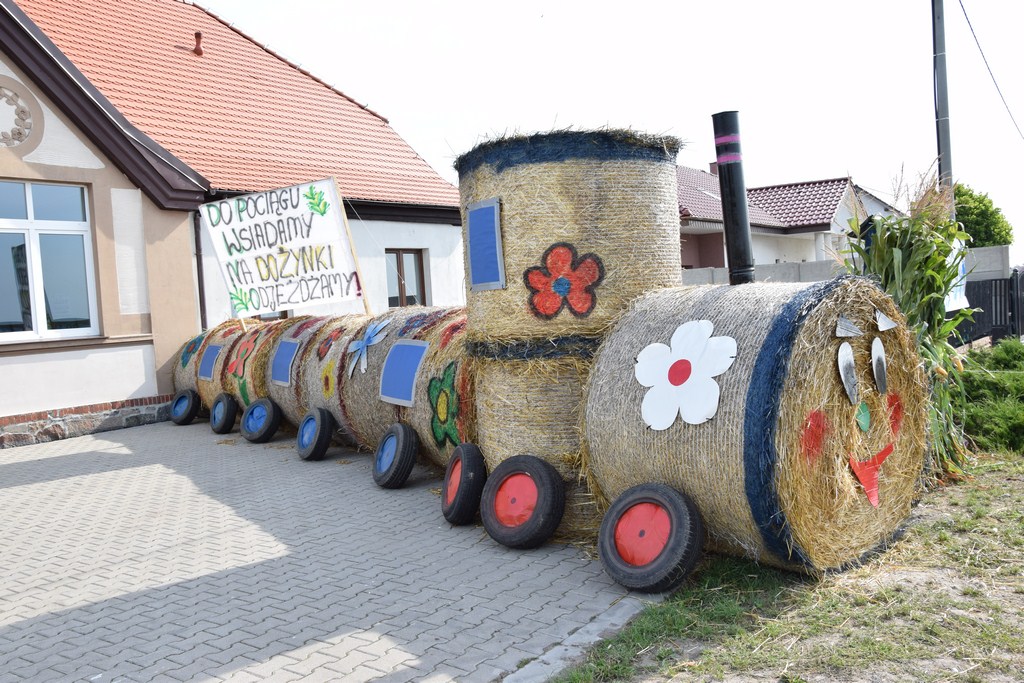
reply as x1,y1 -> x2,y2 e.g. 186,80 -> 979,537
957,268 -> 1024,343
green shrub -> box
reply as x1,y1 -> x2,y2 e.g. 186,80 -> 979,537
962,369 -> 1024,404
972,337 -> 1024,371
964,397 -> 1024,454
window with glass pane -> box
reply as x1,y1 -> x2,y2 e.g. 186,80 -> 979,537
0,181 -> 97,340
0,233 -> 31,332
384,249 -> 426,307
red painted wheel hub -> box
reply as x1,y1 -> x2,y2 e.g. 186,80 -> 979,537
445,458 -> 463,506
614,502 -> 671,566
493,473 -> 538,527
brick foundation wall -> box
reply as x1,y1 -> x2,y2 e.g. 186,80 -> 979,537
0,395 -> 173,448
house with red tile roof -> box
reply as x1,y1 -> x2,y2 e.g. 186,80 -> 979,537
0,0 -> 462,439
677,165 -> 896,270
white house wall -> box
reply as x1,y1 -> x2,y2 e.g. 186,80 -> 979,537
750,233 -> 817,265
111,188 -> 151,315
0,344 -> 157,415
200,217 -> 465,325
2,57 -> 105,170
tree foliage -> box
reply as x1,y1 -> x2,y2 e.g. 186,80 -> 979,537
955,183 -> 1013,247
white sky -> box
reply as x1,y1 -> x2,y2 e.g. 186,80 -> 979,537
198,0 -> 1024,265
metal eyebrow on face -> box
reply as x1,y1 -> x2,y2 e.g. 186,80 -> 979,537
872,308 -> 895,394
835,317 -> 862,405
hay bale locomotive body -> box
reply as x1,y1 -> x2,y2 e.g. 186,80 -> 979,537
171,127 -> 927,593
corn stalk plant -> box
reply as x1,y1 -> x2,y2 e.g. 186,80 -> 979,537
843,183 -> 975,477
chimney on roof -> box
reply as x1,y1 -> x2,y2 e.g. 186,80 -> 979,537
709,162 -> 718,175
193,32 -> 204,56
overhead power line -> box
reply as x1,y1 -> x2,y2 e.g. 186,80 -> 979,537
958,0 -> 1024,143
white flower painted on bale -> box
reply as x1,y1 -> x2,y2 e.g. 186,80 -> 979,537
635,320 -> 737,430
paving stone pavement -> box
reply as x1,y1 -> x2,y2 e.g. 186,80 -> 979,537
0,422 -> 656,682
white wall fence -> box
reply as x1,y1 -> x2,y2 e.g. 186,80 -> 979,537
681,245 -> 1014,286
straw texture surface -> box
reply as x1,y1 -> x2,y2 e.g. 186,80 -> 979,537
265,316 -> 331,427
172,330 -> 208,395
475,356 -> 590,481
194,319 -> 249,409
404,309 -> 475,467
584,277 -> 928,571
775,278 -> 927,570
298,315 -> 370,444
458,133 -> 682,342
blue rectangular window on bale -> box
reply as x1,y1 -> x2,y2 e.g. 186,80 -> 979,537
197,345 -> 222,381
467,198 -> 505,291
379,340 -> 430,406
270,340 -> 300,386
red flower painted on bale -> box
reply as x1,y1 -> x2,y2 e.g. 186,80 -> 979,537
523,243 -> 605,319
227,335 -> 257,378
317,328 -> 345,361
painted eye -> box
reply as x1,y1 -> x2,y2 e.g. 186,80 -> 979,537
872,337 -> 887,395
838,341 -> 858,405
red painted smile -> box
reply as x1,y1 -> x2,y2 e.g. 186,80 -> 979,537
849,443 -> 893,508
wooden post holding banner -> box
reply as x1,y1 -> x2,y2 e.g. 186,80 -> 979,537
199,177 -> 368,321
334,178 -> 373,317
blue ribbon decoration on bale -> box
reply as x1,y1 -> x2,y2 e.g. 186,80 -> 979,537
347,319 -> 391,378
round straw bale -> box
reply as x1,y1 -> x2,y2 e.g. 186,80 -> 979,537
338,308 -> 436,449
554,480 -> 603,545
403,309 -> 475,467
456,130 -> 683,342
583,276 -> 928,573
172,330 -> 209,394
194,318 -> 250,409
263,316 -> 331,427
296,314 -> 370,444
221,318 -> 292,410
474,355 -> 591,481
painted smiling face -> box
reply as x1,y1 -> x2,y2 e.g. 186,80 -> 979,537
774,281 -> 928,570
809,309 -> 904,508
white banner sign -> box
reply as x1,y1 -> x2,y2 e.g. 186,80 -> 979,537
201,179 -> 361,317
945,238 -> 970,312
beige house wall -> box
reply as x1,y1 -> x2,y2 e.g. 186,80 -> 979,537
0,53 -> 199,414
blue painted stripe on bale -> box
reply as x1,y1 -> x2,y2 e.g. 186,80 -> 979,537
743,276 -> 849,568
454,131 -> 679,176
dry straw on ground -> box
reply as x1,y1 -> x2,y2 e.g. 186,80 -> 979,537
584,277 -> 928,572
457,131 -> 683,342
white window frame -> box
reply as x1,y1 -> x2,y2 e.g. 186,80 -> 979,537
0,180 -> 99,342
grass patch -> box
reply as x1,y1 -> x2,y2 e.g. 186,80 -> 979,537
555,452 -> 1024,682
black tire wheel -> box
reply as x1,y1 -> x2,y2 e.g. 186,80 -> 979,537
441,443 -> 487,525
239,398 -> 283,443
170,389 -> 201,426
598,483 -> 705,594
481,455 -> 565,549
297,408 -> 335,461
373,423 -> 419,489
210,393 -> 239,434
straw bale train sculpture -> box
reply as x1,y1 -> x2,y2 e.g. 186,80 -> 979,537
170,126 -> 928,593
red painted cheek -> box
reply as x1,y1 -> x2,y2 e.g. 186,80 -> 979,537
888,394 -> 904,436
800,410 -> 829,464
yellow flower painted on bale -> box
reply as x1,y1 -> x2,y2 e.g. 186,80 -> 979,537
321,359 -> 337,399
436,390 -> 450,424
429,361 -> 460,448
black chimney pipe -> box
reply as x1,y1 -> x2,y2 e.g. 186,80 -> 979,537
712,111 -> 755,285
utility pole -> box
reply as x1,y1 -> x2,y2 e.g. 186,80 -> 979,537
933,0 -> 954,192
